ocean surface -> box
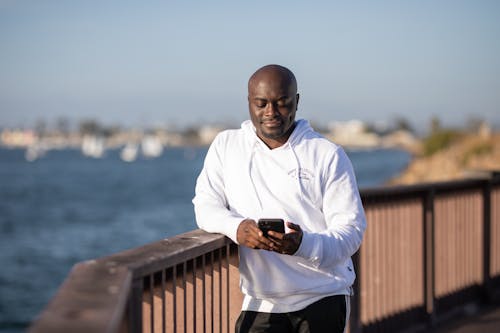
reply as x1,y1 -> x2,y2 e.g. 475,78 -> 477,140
0,146 -> 411,332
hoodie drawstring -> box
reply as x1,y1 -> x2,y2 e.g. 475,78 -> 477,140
248,141 -> 264,211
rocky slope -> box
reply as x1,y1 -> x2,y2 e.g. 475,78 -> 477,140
388,132 -> 500,185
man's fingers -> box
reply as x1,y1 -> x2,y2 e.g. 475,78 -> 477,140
267,230 -> 284,239
267,223 -> 303,255
253,237 -> 274,250
286,221 -> 301,231
238,219 -> 270,249
237,219 -> 299,251
249,231 -> 274,250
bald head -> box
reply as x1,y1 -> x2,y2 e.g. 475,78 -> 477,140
248,64 -> 297,95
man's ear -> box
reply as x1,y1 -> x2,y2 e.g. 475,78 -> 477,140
296,93 -> 300,109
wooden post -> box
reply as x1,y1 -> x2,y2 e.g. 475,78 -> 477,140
482,178 -> 492,302
423,189 -> 436,327
128,278 -> 143,333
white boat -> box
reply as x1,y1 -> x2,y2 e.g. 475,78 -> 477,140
120,143 -> 138,162
25,143 -> 47,162
141,135 -> 163,158
81,135 -> 105,158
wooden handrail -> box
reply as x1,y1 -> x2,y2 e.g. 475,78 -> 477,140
29,230 -> 232,333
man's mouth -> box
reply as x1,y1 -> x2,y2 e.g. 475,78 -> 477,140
262,118 -> 282,128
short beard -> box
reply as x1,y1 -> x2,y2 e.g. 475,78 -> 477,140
261,121 -> 296,140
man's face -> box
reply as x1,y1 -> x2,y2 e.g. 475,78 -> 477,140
248,72 -> 299,148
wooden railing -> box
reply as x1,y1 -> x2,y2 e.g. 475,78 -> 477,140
29,172 -> 500,333
353,173 -> 500,332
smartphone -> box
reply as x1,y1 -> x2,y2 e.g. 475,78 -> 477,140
258,218 -> 285,237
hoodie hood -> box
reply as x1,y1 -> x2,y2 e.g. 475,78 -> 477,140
241,118 -> 313,149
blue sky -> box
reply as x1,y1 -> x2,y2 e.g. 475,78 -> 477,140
1,0 -> 499,131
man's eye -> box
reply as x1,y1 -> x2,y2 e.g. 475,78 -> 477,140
277,99 -> 290,107
255,102 -> 267,108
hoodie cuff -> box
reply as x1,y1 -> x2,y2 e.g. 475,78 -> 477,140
294,231 -> 320,267
226,217 -> 244,245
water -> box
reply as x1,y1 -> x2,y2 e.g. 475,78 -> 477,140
0,146 -> 410,332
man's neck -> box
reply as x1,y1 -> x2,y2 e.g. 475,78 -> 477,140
259,122 -> 296,150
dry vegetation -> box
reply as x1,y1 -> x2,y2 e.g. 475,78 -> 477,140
388,130 -> 500,185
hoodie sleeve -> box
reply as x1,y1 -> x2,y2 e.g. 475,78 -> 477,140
192,134 -> 245,244
294,147 -> 366,269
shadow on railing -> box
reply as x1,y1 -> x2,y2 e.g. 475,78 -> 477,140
29,172 -> 500,333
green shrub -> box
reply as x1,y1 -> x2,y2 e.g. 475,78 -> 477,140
422,130 -> 460,156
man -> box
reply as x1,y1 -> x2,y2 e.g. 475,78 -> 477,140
193,64 -> 366,333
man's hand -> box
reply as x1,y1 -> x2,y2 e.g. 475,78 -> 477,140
267,222 -> 303,255
237,219 -> 274,250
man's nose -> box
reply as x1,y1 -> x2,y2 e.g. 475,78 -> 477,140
264,102 -> 278,115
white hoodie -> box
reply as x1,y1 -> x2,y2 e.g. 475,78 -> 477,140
193,119 -> 366,312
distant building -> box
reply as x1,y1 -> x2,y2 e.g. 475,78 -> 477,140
479,122 -> 492,139
0,129 -> 37,147
198,125 -> 224,146
327,120 -> 380,148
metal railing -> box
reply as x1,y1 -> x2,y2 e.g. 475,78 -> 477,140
30,172 -> 500,333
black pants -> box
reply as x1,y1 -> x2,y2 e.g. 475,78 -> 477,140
235,295 -> 348,333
